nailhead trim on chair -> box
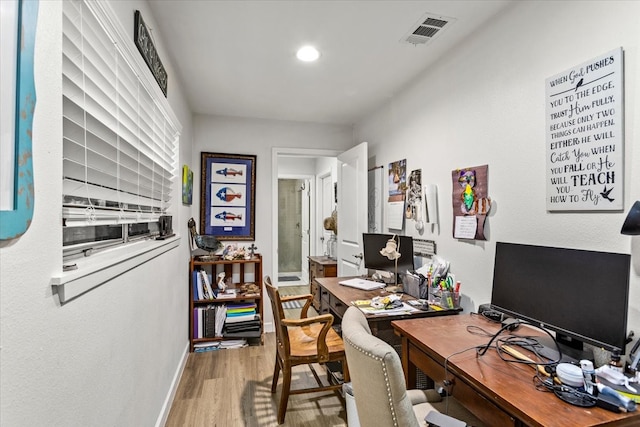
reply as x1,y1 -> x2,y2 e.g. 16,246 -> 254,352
345,336 -> 400,427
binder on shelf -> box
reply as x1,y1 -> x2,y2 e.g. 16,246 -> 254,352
204,306 -> 216,338
225,313 -> 256,324
193,309 -> 199,338
227,302 -> 256,311
199,308 -> 204,338
194,271 -> 204,300
214,304 -> 227,337
223,330 -> 262,339
224,315 -> 261,330
200,270 -> 215,300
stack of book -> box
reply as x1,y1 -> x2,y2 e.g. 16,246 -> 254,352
193,342 -> 220,353
224,302 -> 261,338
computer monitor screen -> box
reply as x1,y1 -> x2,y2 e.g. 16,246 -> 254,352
362,233 -> 414,275
490,242 -> 630,360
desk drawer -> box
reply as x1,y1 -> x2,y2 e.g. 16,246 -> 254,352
329,293 -> 347,318
409,343 -> 515,427
319,303 -> 330,315
321,286 -> 330,304
450,377 -> 516,427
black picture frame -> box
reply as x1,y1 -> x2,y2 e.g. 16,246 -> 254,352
134,10 -> 168,96
200,152 -> 256,241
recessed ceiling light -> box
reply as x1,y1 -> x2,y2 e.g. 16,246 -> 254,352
296,45 -> 320,62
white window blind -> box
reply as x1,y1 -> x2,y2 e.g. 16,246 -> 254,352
62,0 -> 178,228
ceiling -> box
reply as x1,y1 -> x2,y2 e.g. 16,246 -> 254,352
147,1 -> 513,125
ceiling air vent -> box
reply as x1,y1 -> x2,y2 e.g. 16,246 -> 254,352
401,13 -> 456,46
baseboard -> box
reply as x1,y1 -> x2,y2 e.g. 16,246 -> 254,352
155,342 -> 189,427
264,320 -> 275,333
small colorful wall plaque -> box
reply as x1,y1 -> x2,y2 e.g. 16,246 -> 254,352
451,165 -> 491,240
405,169 -> 425,233
387,159 -> 407,230
182,165 -> 193,205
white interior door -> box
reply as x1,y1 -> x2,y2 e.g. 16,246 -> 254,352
300,179 -> 310,282
337,142 -> 368,277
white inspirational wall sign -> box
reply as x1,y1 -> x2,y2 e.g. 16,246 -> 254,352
545,47 -> 623,211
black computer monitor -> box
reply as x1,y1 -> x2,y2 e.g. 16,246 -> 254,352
362,233 -> 414,276
490,242 -> 630,361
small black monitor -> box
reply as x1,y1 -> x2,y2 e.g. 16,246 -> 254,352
362,233 -> 414,275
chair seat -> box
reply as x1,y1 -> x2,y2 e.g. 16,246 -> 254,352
413,396 -> 487,427
288,324 -> 345,358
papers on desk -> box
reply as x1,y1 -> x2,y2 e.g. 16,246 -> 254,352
352,300 -> 419,316
339,278 -> 385,291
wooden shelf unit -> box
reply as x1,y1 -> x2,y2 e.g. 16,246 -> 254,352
189,254 -> 263,352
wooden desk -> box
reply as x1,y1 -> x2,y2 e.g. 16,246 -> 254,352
392,314 -> 640,427
315,276 -> 460,346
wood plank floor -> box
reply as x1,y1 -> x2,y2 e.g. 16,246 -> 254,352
165,285 -> 347,427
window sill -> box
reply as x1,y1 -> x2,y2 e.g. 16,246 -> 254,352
51,235 -> 180,304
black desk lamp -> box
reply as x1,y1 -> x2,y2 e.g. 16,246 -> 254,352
621,201 -> 640,235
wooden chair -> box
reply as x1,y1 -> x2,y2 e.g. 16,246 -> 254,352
265,276 -> 349,424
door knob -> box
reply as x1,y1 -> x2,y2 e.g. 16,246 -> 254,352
353,253 -> 363,260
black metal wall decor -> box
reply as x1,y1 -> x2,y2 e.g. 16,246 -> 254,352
134,10 -> 168,96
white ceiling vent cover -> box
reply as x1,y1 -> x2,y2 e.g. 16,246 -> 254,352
401,13 -> 456,45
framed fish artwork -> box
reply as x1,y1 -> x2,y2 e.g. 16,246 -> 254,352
200,152 -> 256,240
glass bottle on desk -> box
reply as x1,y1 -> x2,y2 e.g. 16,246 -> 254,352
327,233 -> 337,260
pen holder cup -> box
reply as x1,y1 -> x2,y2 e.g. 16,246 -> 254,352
439,291 -> 460,309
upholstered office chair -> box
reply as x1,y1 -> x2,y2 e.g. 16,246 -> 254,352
265,277 -> 350,424
342,306 -> 485,427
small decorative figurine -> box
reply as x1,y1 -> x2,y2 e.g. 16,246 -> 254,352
217,272 -> 227,292
248,243 -> 257,258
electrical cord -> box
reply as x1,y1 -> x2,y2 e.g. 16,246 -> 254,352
442,344 -> 485,415
470,309 -> 504,323
533,374 -> 597,407
440,316 -> 576,415
475,319 -> 562,365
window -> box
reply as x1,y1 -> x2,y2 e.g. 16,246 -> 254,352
62,0 -> 180,262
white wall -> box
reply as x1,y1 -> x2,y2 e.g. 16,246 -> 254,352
0,1 -> 194,426
278,156 -> 316,175
356,1 -> 640,349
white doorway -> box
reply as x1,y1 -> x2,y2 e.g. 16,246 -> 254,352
271,145 -> 368,285
272,148 -> 341,287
